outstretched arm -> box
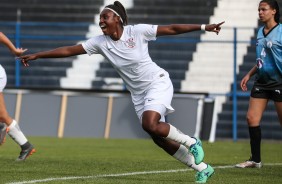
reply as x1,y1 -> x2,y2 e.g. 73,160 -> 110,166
157,21 -> 225,36
0,32 -> 27,56
20,44 -> 86,67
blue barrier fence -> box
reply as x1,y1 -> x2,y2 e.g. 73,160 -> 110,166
1,21 -> 257,141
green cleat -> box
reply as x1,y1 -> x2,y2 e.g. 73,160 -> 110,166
189,137 -> 204,165
195,164 -> 214,183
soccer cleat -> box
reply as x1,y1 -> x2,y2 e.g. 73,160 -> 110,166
0,124 -> 8,146
16,145 -> 36,161
189,137 -> 204,165
235,160 -> 262,168
195,164 -> 214,183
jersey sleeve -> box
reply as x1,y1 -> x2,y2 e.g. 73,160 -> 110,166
81,36 -> 104,55
134,24 -> 158,41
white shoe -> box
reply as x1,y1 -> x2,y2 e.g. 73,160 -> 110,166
235,160 -> 262,168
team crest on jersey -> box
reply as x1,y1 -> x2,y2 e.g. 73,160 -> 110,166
125,38 -> 135,48
256,58 -> 263,68
267,41 -> 272,48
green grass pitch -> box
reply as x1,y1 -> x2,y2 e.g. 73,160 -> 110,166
0,137 -> 281,184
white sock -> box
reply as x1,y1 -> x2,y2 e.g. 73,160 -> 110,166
166,124 -> 196,147
7,120 -> 28,146
173,144 -> 207,171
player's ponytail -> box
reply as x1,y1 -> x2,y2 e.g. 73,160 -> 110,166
273,1 -> 280,23
114,1 -> 128,25
105,1 -> 128,26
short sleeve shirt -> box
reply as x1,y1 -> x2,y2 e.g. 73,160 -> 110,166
82,24 -> 163,94
255,24 -> 282,89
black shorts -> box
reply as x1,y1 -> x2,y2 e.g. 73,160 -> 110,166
251,87 -> 282,102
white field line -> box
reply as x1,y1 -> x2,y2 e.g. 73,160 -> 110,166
6,163 -> 282,184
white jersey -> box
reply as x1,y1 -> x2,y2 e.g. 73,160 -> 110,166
0,64 -> 7,92
82,24 -> 164,94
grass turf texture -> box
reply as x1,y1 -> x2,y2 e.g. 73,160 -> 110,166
0,137 -> 281,184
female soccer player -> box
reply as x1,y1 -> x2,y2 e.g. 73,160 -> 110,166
236,0 -> 282,168
20,1 -> 224,182
0,32 -> 35,161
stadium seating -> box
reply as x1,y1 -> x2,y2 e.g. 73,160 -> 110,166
0,0 -> 103,22
0,0 -> 218,91
0,0 -> 103,88
90,0 -> 218,91
1,0 -> 281,140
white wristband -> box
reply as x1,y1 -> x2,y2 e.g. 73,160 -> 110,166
201,24 -> 206,31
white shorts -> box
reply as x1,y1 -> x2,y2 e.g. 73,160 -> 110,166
131,70 -> 175,123
0,65 -> 7,92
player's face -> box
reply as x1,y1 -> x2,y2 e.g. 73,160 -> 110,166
99,9 -> 119,35
258,2 -> 276,23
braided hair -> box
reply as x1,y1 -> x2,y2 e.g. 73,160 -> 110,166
105,1 -> 128,26
260,0 -> 281,23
